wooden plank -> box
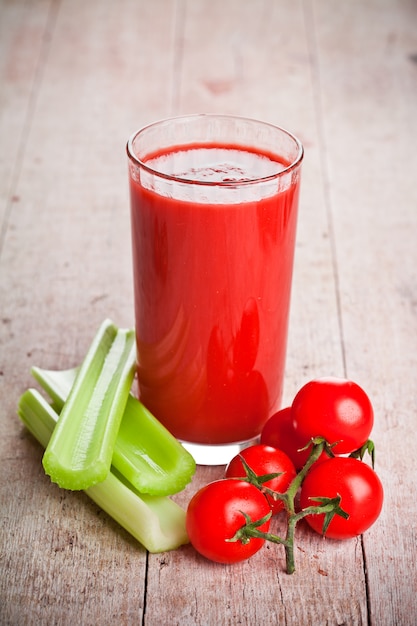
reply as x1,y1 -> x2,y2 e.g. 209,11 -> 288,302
0,0 -> 54,229
312,0 -> 417,624
0,1 -> 176,624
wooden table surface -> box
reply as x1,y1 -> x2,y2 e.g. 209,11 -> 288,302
1,1 -> 416,624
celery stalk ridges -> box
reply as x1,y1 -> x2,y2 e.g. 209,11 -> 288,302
42,319 -> 136,490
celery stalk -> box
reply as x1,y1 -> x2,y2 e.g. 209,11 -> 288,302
42,319 -> 136,490
112,396 -> 196,495
31,366 -> 77,412
32,365 -> 196,495
18,389 -> 189,552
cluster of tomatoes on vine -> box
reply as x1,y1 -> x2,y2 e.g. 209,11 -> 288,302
185,377 -> 384,574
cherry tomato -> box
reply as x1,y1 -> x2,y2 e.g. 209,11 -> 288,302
225,444 -> 296,513
299,456 -> 383,539
292,377 -> 374,454
186,479 -> 271,563
261,407 -> 328,470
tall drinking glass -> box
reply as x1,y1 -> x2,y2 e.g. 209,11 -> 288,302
127,114 -> 303,465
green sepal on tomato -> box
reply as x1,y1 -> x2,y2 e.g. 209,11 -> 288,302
299,456 -> 384,539
225,444 -> 296,513
185,479 -> 272,564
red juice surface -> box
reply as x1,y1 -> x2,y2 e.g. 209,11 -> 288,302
129,145 -> 300,445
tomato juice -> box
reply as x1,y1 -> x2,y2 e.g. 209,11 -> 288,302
129,150 -> 300,445
127,117 -> 303,459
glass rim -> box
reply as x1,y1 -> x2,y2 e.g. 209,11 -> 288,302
126,114 -> 304,187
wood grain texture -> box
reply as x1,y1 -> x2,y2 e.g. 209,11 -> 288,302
312,2 -> 417,624
1,0 -> 416,624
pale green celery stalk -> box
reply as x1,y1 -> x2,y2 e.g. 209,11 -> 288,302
31,366 -> 77,412
32,365 -> 196,496
18,389 -> 189,552
113,396 -> 196,495
42,319 -> 136,490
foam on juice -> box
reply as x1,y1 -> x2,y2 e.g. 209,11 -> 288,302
146,147 -> 287,182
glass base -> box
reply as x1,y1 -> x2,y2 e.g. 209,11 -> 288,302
181,436 -> 260,466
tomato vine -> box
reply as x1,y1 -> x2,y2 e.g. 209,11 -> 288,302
186,378 -> 384,574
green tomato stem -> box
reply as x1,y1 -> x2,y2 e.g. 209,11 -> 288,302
284,439 -> 327,514
232,439 -> 347,574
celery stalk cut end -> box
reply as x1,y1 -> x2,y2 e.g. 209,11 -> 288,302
41,453 -> 109,491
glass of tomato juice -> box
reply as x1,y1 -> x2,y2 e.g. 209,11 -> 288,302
127,115 -> 303,465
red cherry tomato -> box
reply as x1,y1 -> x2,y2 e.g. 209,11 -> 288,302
186,479 -> 271,563
225,444 -> 296,513
292,377 -> 374,454
299,456 -> 383,539
261,407 -> 328,470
